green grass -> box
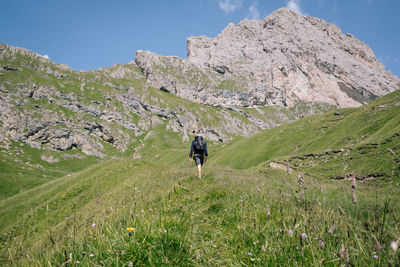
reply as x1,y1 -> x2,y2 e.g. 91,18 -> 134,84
1,161 -> 399,266
0,141 -> 100,197
212,91 -> 400,180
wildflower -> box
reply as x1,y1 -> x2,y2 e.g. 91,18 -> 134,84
89,253 -> 94,257
141,209 -> 144,213
247,252 -> 253,256
127,227 -> 135,232
372,254 -> 378,259
91,223 -> 96,227
261,241 -> 268,252
128,262 -> 133,267
136,214 -> 139,217
288,229 -> 293,235
328,221 -> 338,235
318,239 -> 325,249
371,233 -> 382,252
163,229 -> 167,233
75,260 -> 81,264
65,217 -> 70,220
390,241 -> 398,252
301,233 -> 308,239
213,244 -> 217,248
240,199 -> 244,203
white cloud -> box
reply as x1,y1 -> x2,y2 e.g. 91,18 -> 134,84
38,54 -> 50,60
286,0 -> 304,15
248,1 -> 260,19
218,0 -> 243,13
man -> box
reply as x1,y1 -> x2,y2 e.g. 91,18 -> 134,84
189,135 -> 208,179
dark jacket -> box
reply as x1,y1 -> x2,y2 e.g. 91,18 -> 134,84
189,139 -> 208,158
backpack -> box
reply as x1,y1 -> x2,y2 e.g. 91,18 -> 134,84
194,135 -> 205,153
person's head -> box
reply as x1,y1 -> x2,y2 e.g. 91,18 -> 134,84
195,134 -> 203,141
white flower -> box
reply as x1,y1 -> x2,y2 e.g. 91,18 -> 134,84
390,241 -> 398,252
89,253 -> 94,257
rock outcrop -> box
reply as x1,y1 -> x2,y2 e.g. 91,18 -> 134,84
3,41 -> 325,157
136,8 -> 400,108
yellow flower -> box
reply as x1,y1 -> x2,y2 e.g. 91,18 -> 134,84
127,227 -> 135,232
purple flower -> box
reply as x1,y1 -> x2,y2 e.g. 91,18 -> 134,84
301,233 -> 308,239
247,252 -> 253,256
65,217 -> 70,220
89,253 -> 94,257
288,229 -> 293,235
373,254 -> 378,259
91,223 -> 96,227
141,209 -> 144,213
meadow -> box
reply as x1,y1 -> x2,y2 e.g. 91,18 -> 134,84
0,158 -> 399,266
0,88 -> 399,266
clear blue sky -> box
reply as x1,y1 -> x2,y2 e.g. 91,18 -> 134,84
1,0 -> 399,77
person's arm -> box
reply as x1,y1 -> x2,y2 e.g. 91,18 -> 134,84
189,141 -> 194,162
205,142 -> 208,162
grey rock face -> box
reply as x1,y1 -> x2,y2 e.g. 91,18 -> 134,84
137,8 -> 399,108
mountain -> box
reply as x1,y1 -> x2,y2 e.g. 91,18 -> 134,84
0,43 -> 330,196
136,8 -> 399,108
1,8 -> 400,265
0,8 -> 399,197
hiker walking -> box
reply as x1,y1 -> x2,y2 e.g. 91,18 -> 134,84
189,135 -> 208,179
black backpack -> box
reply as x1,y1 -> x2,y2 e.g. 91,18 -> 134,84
194,136 -> 205,152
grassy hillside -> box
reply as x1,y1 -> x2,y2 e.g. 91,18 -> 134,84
1,43 -> 400,265
1,160 -> 399,266
212,90 -> 400,180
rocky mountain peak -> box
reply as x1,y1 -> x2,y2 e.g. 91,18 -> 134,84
137,9 -> 399,109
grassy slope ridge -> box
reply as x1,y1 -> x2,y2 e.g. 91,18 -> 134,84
212,90 -> 400,180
